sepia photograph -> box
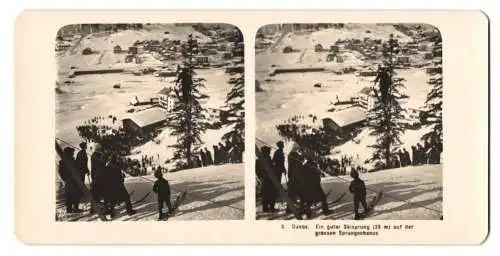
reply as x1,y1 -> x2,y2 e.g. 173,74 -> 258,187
55,23 -> 245,221
255,23 -> 443,220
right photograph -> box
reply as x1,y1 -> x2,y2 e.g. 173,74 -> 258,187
255,23 -> 443,220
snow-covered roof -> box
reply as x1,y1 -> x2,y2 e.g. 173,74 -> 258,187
358,86 -> 372,95
123,107 -> 167,128
158,87 -> 174,95
323,106 -> 367,128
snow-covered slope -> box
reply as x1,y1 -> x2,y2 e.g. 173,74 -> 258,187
57,163 -> 244,221
257,164 -> 442,220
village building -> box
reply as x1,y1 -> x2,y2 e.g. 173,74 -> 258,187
157,87 -> 176,112
217,44 -> 227,51
322,106 -> 367,136
424,52 -> 434,60
122,107 -> 167,136
326,53 -> 337,62
352,87 -> 376,110
207,48 -> 218,55
314,43 -> 324,52
396,55 -> 411,65
206,108 -> 223,121
426,66 -> 442,74
329,45 -> 340,53
222,51 -> 233,60
194,55 -> 210,65
125,54 -> 139,63
405,107 -> 423,123
358,68 -> 378,77
349,43 -> 363,52
128,46 -> 138,54
113,45 -> 122,53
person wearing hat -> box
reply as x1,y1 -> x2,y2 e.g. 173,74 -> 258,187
58,147 -> 83,213
272,141 -> 286,182
75,142 -> 90,184
348,169 -> 369,220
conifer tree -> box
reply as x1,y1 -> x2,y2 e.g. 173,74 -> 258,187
422,35 -> 443,144
367,34 -> 407,169
167,34 -> 209,169
222,30 -> 245,162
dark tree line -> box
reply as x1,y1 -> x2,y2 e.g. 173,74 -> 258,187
421,36 -> 443,144
221,35 -> 245,154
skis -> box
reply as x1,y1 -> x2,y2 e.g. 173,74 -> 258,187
160,191 -> 188,220
67,190 -> 142,222
329,191 -> 346,205
355,189 -> 383,220
132,191 -> 151,205
266,190 -> 346,220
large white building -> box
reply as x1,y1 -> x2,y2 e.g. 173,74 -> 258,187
352,87 -> 376,111
158,87 -> 176,112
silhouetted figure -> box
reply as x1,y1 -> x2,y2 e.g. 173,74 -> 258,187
403,148 -> 411,166
398,150 -> 406,167
411,146 -> 417,165
195,156 -> 202,168
417,143 -> 425,164
75,142 -> 90,184
90,150 -> 106,213
200,150 -> 207,166
394,156 -> 401,168
153,170 -> 172,220
204,148 -> 213,165
175,67 -> 193,104
286,142 -> 304,214
301,157 -> 331,218
256,146 -> 280,212
272,141 -> 286,180
374,65 -> 391,104
58,147 -> 83,213
213,145 -> 219,164
218,142 -> 227,164
349,169 -> 369,220
106,156 -> 136,217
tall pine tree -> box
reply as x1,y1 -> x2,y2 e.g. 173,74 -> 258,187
167,34 -> 209,170
421,35 -> 443,144
222,30 -> 245,162
367,34 -> 407,169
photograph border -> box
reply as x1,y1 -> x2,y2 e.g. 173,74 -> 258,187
15,10 -> 488,245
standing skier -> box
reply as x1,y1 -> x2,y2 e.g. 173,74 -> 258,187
349,169 -> 369,220
153,170 -> 172,220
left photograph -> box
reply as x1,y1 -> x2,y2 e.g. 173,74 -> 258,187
55,23 -> 245,221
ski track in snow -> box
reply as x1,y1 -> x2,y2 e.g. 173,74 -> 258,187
57,164 -> 244,221
256,164 -> 442,220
